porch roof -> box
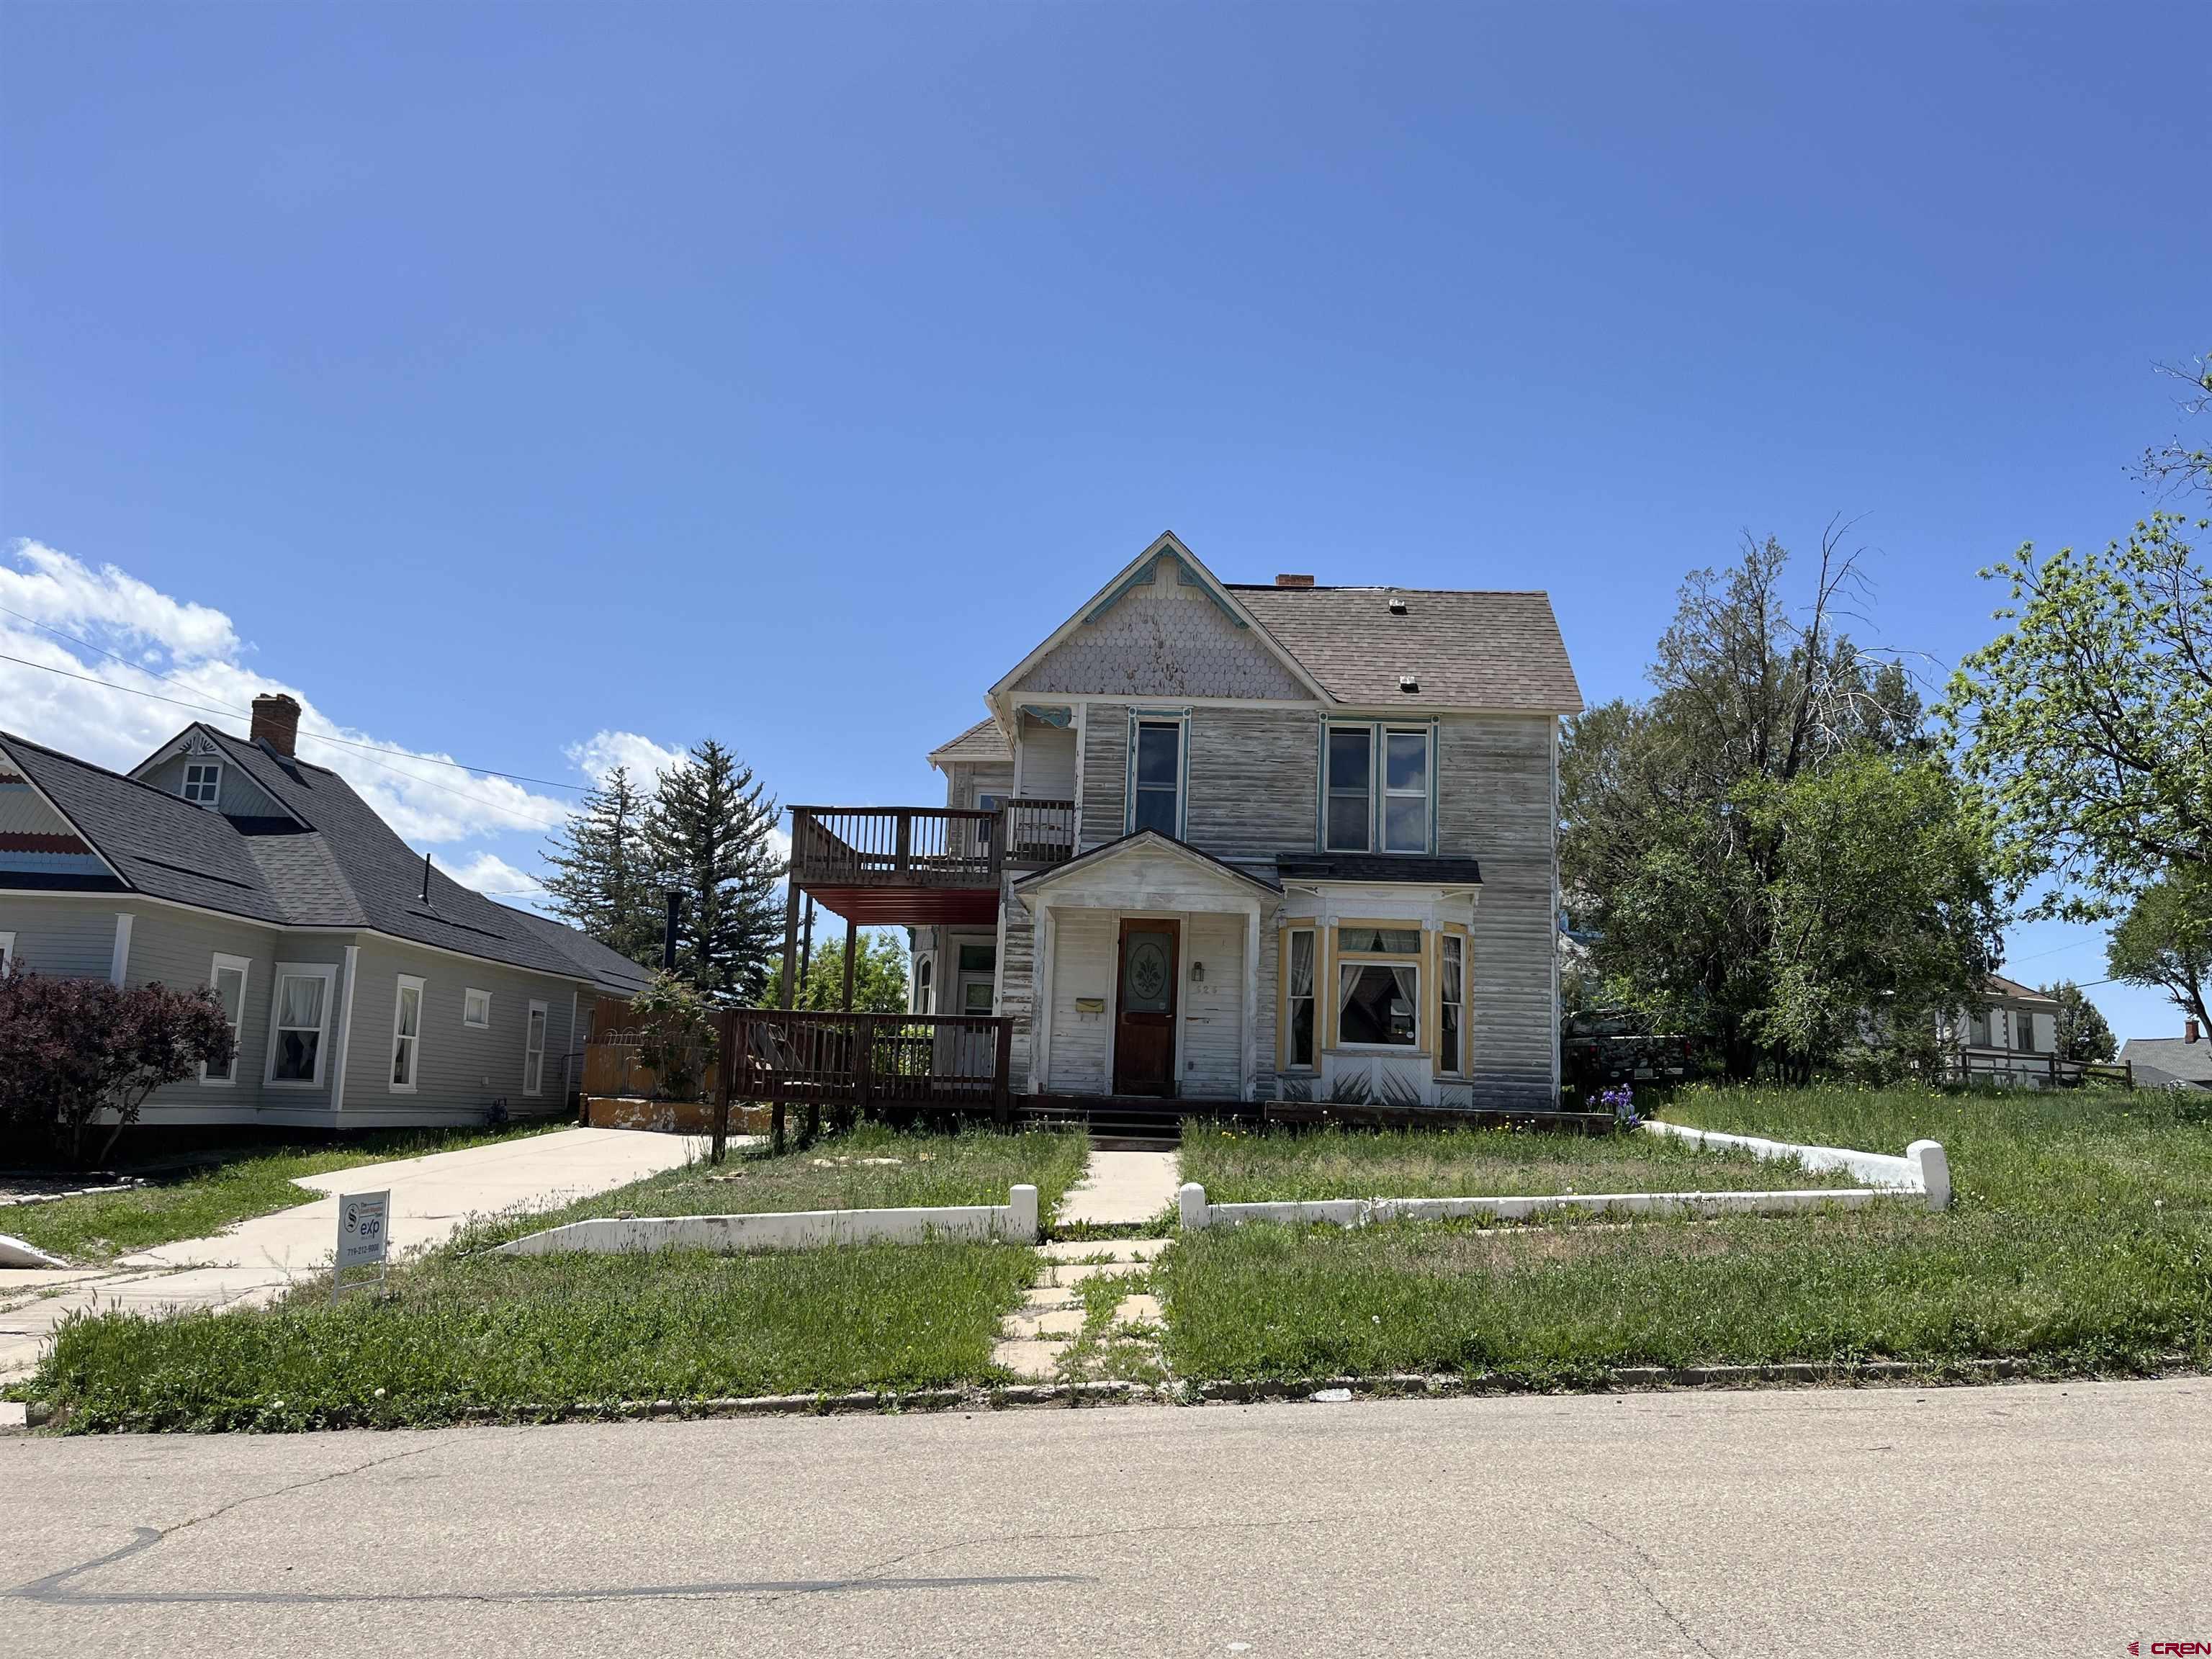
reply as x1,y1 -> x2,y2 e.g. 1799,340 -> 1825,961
1274,853 -> 1485,886
1012,829 -> 1281,909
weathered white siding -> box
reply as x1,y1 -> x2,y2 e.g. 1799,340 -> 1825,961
943,760 -> 1015,813
1079,703 -> 1128,850
1185,706 -> 1318,863
1018,719 -> 1077,801
997,882 -> 1035,1087
1182,912 -> 1244,1097
1046,909 -> 1115,1094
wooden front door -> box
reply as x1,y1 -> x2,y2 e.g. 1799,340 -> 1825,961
1113,920 -> 1179,1097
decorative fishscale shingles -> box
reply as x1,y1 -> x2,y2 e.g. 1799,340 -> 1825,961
1230,585 -> 1583,713
1015,562 -> 1310,701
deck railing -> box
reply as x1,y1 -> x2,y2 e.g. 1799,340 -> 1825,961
1939,1049 -> 2134,1088
718,1008 -> 1014,1120
788,801 -> 1075,889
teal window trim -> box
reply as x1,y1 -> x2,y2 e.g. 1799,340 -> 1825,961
1319,716 -> 1438,855
1125,707 -> 1191,840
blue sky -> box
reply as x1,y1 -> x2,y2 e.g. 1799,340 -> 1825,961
3,3 -> 2206,1040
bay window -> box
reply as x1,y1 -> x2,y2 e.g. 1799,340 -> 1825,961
267,963 -> 336,1087
1335,925 -> 1420,1048
1285,927 -> 1316,1069
1439,932 -> 1465,1074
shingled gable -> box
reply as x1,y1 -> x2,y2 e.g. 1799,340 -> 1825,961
926,715 -> 1013,769
986,532 -> 1336,714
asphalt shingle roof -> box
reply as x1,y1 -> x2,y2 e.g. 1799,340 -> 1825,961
1227,585 -> 1583,714
2119,1038 -> 2212,1089
3,725 -> 639,990
927,716 -> 1012,765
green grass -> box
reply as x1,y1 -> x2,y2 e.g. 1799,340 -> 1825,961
36,1241 -> 1038,1432
1177,1118 -> 1836,1202
1,1122 -> 566,1264
456,1121 -> 1091,1249
1160,1084 -> 2212,1385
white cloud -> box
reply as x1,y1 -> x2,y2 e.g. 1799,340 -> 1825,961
0,539 -> 569,844
441,852 -> 544,901
567,729 -> 689,786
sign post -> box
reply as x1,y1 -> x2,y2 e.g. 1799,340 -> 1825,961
333,1189 -> 391,1300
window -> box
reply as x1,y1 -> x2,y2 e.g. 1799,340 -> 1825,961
267,963 -> 337,1087
914,954 -> 934,1015
463,987 -> 492,1029
1439,933 -> 1465,1074
523,1000 -> 547,1096
975,791 -> 1001,851
1285,927 -> 1316,1069
1325,727 -> 1372,851
1336,924 -> 1420,1048
1323,723 -> 1434,854
1384,730 -> 1429,853
389,975 -> 424,1091
963,980 -> 994,1015
202,954 -> 249,1084
1131,719 -> 1182,837
957,943 -> 997,974
2016,1013 -> 2037,1054
181,760 -> 222,806
0,932 -> 13,971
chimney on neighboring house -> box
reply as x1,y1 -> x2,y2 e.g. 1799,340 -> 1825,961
251,693 -> 301,757
1274,573 -> 1314,588
2188,1017 -> 2202,1045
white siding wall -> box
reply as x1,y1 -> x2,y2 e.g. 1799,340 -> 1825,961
1020,721 -> 1077,801
1182,912 -> 1244,1097
1046,909 -> 1116,1094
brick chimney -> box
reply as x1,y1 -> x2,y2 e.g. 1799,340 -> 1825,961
2188,1017 -> 2202,1045
1274,573 -> 1315,588
251,693 -> 301,757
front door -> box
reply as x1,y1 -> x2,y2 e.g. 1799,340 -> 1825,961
1113,920 -> 1179,1097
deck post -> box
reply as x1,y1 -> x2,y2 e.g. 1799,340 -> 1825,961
709,1009 -> 734,1166
894,809 -> 912,876
992,1017 -> 1012,1128
841,920 -> 858,1012
775,877 -> 801,1155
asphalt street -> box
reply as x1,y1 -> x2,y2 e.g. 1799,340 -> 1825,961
5,1377 -> 2206,1658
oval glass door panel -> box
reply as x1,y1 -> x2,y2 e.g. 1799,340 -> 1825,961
1123,933 -> 1172,1012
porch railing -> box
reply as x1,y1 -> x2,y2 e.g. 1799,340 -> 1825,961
719,1008 -> 1015,1120
788,801 -> 1074,889
1939,1049 -> 2134,1088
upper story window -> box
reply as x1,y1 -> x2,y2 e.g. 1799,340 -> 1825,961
1323,723 -> 1433,854
463,987 -> 492,1029
181,760 -> 222,806
914,954 -> 934,1015
1130,717 -> 1184,838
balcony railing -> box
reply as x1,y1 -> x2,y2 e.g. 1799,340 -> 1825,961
788,801 -> 1075,890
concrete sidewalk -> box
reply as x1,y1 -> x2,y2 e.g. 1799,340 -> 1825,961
1057,1148 -> 1181,1228
0,1127 -> 708,1380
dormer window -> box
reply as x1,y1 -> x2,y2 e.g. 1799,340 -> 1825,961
181,761 -> 222,806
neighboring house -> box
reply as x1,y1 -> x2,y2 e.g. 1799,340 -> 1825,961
0,695 -> 646,1130
1933,974 -> 2110,1088
790,531 -> 1581,1112
2119,1025 -> 2211,1092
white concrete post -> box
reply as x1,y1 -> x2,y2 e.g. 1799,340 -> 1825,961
1007,1184 -> 1039,1242
1178,1181 -> 1210,1232
1907,1141 -> 1951,1212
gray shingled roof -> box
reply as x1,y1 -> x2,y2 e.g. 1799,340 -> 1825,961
3,725 -> 633,990
1275,853 -> 1485,886
927,715 -> 1012,765
1227,585 -> 1583,714
2119,1037 -> 2212,1089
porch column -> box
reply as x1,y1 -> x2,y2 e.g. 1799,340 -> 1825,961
1241,902 -> 1261,1103
1031,904 -> 1056,1095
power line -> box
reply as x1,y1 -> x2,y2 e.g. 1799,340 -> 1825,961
0,609 -> 589,792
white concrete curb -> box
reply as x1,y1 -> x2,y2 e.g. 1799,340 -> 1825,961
0,1233 -> 71,1269
494,1184 -> 1040,1256
1639,1120 -> 1951,1211
1176,1182 -> 1917,1231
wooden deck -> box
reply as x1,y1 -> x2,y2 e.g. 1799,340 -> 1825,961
787,801 -> 1075,925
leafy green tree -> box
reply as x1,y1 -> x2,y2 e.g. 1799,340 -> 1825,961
763,927 -> 909,1013
646,739 -> 786,1005
2041,980 -> 2117,1064
2107,871 -> 2212,1036
1946,356 -> 2211,918
540,765 -> 664,968
1563,529 -> 1998,1079
626,971 -> 720,1103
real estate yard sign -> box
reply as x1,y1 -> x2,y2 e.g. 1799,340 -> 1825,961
334,1190 -> 390,1300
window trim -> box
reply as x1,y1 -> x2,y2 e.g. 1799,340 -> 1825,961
0,931 -> 14,971
180,760 -> 222,807
1277,923 -> 1318,1073
913,952 -> 935,1015
462,986 -> 492,1030
1318,719 -> 1437,855
522,999 -> 548,1097
1328,917 -> 1426,1053
264,961 -> 339,1090
1123,709 -> 1190,840
386,974 -> 426,1094
200,953 -> 251,1087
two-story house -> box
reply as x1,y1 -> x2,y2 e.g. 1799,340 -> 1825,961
1,696 -> 652,1135
779,533 -> 1581,1117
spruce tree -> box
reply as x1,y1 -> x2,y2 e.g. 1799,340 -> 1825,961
646,739 -> 786,1004
541,766 -> 663,968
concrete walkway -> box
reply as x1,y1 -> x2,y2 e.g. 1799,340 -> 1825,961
0,1127 -> 707,1380
1056,1148 -> 1181,1228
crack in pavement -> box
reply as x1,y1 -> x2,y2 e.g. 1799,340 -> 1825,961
1570,1514 -> 1719,1659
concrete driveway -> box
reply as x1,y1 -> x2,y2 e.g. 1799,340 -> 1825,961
0,1127 -> 708,1380
3,1377 -> 2204,1657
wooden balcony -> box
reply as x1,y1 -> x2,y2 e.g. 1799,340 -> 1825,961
788,801 -> 1074,924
